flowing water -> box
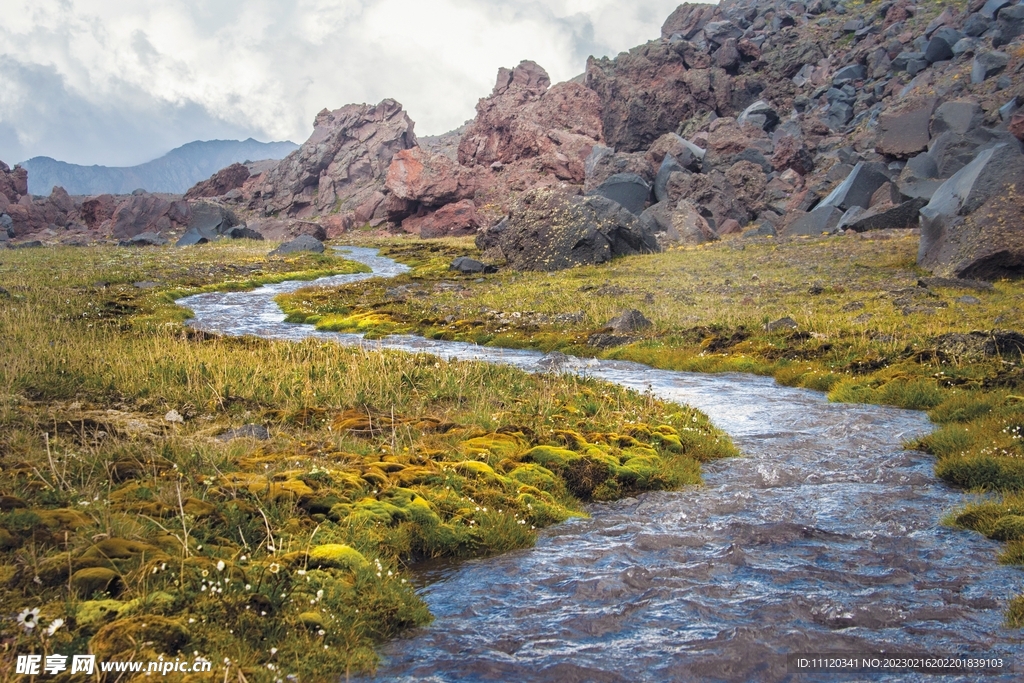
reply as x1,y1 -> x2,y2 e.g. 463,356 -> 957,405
179,247 -> 1022,681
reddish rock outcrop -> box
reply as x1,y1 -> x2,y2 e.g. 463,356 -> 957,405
0,161 -> 28,204
185,163 -> 251,200
80,195 -> 118,228
109,194 -> 191,239
386,148 -> 474,207
456,60 -> 604,207
400,199 -> 482,238
250,99 -> 416,219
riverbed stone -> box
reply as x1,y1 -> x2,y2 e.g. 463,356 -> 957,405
268,234 -> 325,257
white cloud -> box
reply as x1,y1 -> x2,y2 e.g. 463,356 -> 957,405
0,0 -> 685,166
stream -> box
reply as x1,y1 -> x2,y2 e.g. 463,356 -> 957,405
179,246 -> 1022,681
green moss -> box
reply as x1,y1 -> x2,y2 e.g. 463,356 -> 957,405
76,599 -> 125,628
307,544 -> 369,570
523,445 -> 579,470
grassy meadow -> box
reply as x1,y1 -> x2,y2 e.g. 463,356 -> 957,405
0,242 -> 734,680
280,233 -> 1024,624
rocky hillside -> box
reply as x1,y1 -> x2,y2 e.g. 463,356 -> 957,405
20,138 -> 298,195
3,0 -> 1023,280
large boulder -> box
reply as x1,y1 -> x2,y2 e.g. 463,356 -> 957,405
109,194 -> 191,239
186,202 -> 239,239
385,147 -> 475,208
251,99 -> 416,219
587,173 -> 652,215
818,162 -> 891,212
268,234 -> 325,257
399,199 -> 482,238
876,99 -> 937,158
185,163 -> 251,200
476,188 -> 659,271
248,218 -> 326,242
919,143 -> 1024,275
639,199 -> 718,246
80,194 -> 117,228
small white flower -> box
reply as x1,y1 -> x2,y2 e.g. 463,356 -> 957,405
217,560 -> 226,572
16,608 -> 40,631
45,618 -> 65,636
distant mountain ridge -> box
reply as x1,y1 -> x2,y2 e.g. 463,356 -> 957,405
20,138 -> 298,196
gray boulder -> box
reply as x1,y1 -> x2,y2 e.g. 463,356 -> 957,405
588,173 -> 652,216
639,199 -> 717,246
930,101 -> 984,137
832,64 -> 867,83
995,4 -> 1024,45
964,13 -> 993,36
176,229 -> 209,247
654,155 -> 687,204
972,51 -> 1010,84
187,202 -> 238,238
737,100 -> 779,132
785,205 -> 843,236
843,199 -> 928,232
918,142 -> 1024,274
876,99 -> 936,157
268,234 -> 325,256
980,0 -> 1013,20
475,188 -> 659,271
606,309 -> 652,334
449,256 -> 495,274
819,162 -> 891,211
120,232 -> 168,247
225,225 -> 264,240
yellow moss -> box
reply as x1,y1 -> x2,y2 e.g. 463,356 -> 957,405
70,567 -> 121,597
182,497 -> 217,517
552,430 -> 589,449
306,544 -> 369,571
298,611 -> 326,629
507,464 -> 560,492
34,508 -> 93,530
76,599 -> 125,628
460,433 -> 524,460
450,460 -> 498,478
90,615 -> 189,660
81,538 -> 160,560
523,445 -> 579,470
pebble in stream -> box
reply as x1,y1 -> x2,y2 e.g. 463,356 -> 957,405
179,247 -> 1022,682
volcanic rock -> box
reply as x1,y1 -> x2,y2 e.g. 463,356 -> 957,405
588,173 -> 652,215
386,147 -> 475,207
475,188 -> 659,271
918,142 -> 1024,276
109,194 -> 191,239
252,99 -> 416,219
400,200 -> 482,238
268,234 -> 325,257
185,163 -> 251,200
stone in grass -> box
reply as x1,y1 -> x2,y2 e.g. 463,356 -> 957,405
268,233 -> 325,256
606,309 -> 652,334
765,316 -> 798,332
306,543 -> 368,570
917,276 -> 994,291
217,424 -> 270,441
119,232 -> 167,247
449,256 -> 496,274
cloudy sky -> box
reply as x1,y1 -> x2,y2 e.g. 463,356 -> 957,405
0,0 -> 684,167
